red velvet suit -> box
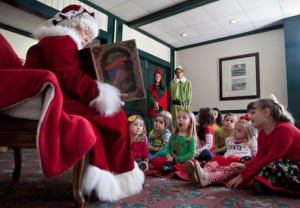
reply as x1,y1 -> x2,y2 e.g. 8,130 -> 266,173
23,36 -> 134,176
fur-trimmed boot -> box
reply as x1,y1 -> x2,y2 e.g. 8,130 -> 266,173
81,162 -> 144,202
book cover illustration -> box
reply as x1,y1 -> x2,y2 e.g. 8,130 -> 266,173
90,39 -> 146,101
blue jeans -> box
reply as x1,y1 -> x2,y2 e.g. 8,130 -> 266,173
135,158 -> 142,163
216,149 -> 226,156
195,149 -> 214,162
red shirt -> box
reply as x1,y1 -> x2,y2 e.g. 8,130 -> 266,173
242,122 -> 300,181
131,136 -> 149,160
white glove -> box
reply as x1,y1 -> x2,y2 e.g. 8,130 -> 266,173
89,81 -> 123,116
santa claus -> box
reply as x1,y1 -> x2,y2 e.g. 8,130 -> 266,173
22,4 -> 144,201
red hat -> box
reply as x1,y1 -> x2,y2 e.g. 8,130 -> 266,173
52,4 -> 99,39
155,67 -> 162,74
53,5 -> 94,25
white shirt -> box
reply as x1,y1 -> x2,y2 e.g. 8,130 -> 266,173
224,136 -> 257,158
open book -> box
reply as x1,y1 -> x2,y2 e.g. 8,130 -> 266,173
79,39 -> 146,101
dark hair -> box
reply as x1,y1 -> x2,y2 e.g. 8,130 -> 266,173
212,107 -> 223,127
247,99 -> 294,124
153,72 -> 165,89
156,113 -> 173,132
197,108 -> 214,140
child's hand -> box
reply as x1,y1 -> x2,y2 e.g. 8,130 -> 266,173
166,155 -> 173,162
227,174 -> 244,188
230,162 -> 246,173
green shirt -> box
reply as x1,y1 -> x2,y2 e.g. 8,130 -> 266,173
166,135 -> 196,163
214,127 -> 233,153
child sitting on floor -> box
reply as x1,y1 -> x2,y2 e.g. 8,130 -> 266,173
214,113 -> 237,155
128,115 -> 149,171
185,114 -> 257,186
194,107 -> 216,162
151,110 -> 196,175
148,113 -> 172,161
227,94 -> 300,196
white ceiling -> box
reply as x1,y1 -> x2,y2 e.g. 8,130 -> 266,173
1,0 -> 300,49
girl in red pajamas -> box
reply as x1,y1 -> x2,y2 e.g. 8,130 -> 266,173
185,115 -> 257,186
227,94 -> 300,195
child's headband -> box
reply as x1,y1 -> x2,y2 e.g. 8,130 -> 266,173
128,115 -> 137,122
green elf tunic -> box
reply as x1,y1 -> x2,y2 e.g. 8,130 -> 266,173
169,76 -> 192,124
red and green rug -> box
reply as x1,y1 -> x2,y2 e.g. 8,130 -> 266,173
1,149 -> 299,207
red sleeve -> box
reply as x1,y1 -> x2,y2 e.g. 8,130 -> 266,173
157,89 -> 168,111
242,124 -> 294,181
39,36 -> 97,104
142,137 -> 149,159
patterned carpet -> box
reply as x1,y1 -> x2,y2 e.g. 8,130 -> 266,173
1,148 -> 299,208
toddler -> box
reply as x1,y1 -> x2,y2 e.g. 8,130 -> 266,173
151,110 -> 197,175
212,107 -> 222,131
148,113 -> 172,161
185,115 -> 257,186
195,107 -> 215,162
214,113 -> 237,155
128,115 -> 149,171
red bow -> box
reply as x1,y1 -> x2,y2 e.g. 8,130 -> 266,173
239,114 -> 250,121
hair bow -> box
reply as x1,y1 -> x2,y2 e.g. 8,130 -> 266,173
267,93 -> 279,104
239,114 -> 250,120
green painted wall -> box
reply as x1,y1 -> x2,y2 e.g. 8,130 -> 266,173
284,15 -> 300,128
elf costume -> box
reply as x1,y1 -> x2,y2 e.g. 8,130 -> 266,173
169,65 -> 192,124
147,67 -> 168,129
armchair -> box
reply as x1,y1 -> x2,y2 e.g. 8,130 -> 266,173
0,33 -> 86,208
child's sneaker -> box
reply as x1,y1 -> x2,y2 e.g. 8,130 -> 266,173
184,160 -> 198,185
138,161 -> 148,172
194,161 -> 209,187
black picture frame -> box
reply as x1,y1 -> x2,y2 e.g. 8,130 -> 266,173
219,53 -> 260,100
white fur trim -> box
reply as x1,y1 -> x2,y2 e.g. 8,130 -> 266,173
81,162 -> 144,201
174,76 -> 187,83
89,81 -> 121,116
0,93 -> 43,120
33,25 -> 83,49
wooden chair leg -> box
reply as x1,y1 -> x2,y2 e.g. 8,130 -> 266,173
72,155 -> 85,208
12,148 -> 21,181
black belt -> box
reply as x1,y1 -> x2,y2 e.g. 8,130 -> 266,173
172,100 -> 190,106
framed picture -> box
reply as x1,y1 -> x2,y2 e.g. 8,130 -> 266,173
219,53 -> 260,100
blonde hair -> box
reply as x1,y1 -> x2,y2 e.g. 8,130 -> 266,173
235,119 -> 257,144
223,112 -> 237,121
128,115 -> 146,142
171,110 -> 197,141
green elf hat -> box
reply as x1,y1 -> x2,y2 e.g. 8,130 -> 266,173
174,65 -> 184,73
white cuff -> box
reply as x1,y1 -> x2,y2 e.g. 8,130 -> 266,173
89,81 -> 121,116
